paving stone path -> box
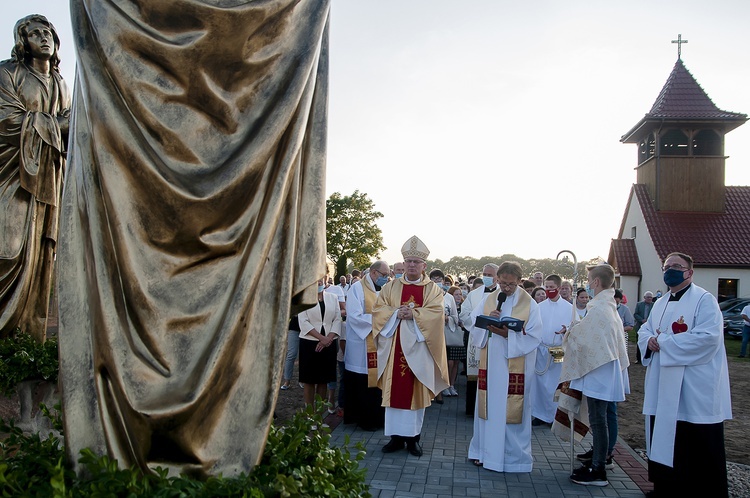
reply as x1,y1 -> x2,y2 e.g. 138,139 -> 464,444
327,373 -> 651,498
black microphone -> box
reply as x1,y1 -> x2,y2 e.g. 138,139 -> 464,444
496,292 -> 507,312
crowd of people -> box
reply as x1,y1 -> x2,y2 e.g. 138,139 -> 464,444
280,239 -> 731,496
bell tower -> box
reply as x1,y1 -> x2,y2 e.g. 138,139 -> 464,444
620,39 -> 747,212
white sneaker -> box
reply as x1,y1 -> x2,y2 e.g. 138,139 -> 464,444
449,386 -> 458,396
441,388 -> 452,396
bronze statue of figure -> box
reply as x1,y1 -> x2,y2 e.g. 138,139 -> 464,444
59,0 -> 329,477
0,15 -> 70,342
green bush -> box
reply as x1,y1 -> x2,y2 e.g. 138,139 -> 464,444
0,401 -> 369,497
0,332 -> 59,397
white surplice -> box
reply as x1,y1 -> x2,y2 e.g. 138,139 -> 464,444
637,284 -> 732,468
531,297 -> 573,422
344,277 -> 376,374
467,287 -> 542,472
460,286 -> 496,377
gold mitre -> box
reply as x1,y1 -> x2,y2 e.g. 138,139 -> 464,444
401,235 -> 430,261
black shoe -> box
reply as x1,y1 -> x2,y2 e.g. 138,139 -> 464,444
406,439 -> 423,457
605,455 -> 615,470
531,417 -> 548,426
576,449 -> 593,462
382,437 -> 405,453
570,465 -> 608,486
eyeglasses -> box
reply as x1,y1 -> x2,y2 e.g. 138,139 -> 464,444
662,264 -> 688,272
373,268 -> 389,278
404,259 -> 423,265
498,281 -> 517,289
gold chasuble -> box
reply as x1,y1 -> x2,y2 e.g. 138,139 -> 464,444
362,281 -> 379,387
478,289 -> 531,423
372,277 -> 449,410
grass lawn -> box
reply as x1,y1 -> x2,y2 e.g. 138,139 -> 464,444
628,329 -> 744,358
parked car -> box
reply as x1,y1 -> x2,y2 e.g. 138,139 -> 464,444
721,298 -> 750,338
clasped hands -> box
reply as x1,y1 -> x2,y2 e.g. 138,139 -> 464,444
396,306 -> 414,321
647,329 -> 661,352
315,333 -> 335,352
486,310 -> 509,338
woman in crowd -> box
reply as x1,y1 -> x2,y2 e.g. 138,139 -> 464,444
531,287 -> 547,303
297,278 -> 342,407
445,285 -> 467,397
429,269 -> 459,403
560,281 -> 574,303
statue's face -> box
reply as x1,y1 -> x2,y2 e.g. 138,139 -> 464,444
25,21 -> 55,61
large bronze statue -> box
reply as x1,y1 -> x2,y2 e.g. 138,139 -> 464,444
0,15 -> 70,342
58,1 -> 329,477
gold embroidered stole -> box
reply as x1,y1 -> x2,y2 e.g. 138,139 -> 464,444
478,288 -> 531,423
362,283 -> 379,387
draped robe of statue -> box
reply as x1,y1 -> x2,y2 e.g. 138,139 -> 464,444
58,0 -> 329,477
0,56 -> 69,341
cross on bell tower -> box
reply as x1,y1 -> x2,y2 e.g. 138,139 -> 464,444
672,34 -> 688,59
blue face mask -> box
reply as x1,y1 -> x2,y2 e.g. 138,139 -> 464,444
585,284 -> 595,298
482,276 -> 494,288
317,285 -> 325,293
375,276 -> 388,287
394,273 -> 403,279
442,284 -> 450,291
663,268 -> 687,288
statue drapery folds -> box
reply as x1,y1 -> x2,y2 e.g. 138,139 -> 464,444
59,0 -> 329,477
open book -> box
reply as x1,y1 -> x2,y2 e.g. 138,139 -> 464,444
474,315 -> 525,332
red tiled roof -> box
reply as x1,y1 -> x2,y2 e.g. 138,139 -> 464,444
608,238 -> 642,276
621,60 -> 747,142
632,184 -> 750,268
647,59 -> 747,120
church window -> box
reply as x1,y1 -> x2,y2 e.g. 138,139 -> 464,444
718,279 -> 738,302
660,129 -> 689,155
692,129 -> 722,156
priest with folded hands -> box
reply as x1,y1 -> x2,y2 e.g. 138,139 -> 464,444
372,236 -> 449,457
637,252 -> 731,497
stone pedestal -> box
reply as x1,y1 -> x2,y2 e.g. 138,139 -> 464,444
12,379 -> 59,434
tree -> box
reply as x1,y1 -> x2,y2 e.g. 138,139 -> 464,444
326,190 -> 386,279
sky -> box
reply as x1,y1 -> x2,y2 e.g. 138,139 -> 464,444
5,1 -> 750,268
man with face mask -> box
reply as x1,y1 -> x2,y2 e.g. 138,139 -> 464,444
392,262 -> 405,280
531,274 -> 573,426
459,264 -> 499,416
637,252 -> 731,497
342,260 -> 389,431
